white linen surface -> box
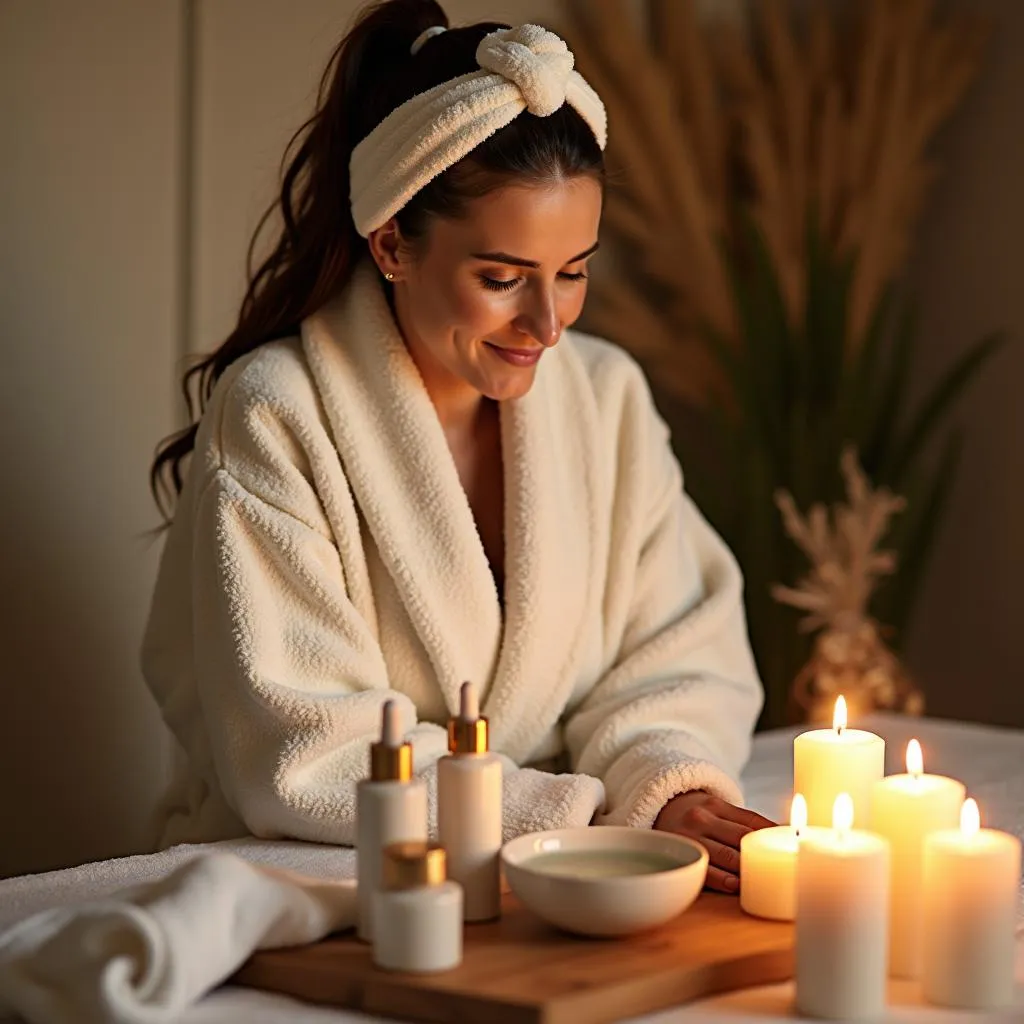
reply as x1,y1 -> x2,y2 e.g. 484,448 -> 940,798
1,712 -> 1021,1023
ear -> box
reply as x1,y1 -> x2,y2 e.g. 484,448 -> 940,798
367,218 -> 405,281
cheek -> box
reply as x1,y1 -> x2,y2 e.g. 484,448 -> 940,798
446,285 -> 511,337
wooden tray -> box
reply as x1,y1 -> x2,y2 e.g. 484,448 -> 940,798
233,892 -> 794,1024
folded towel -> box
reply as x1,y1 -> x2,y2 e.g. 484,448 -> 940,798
0,851 -> 356,1024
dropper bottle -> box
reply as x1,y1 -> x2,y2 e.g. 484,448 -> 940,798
355,700 -> 427,942
437,681 -> 503,921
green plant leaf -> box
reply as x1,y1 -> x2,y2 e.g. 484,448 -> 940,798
835,279 -> 895,455
882,332 -> 1006,483
860,302 -> 917,480
872,430 -> 964,645
721,216 -> 795,475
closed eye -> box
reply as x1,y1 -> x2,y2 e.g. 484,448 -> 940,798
479,270 -> 589,292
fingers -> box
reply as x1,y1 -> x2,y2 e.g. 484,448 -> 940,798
704,864 -> 739,894
701,837 -> 741,876
716,800 -> 776,831
703,816 -> 748,849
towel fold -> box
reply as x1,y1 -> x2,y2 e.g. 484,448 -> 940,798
0,851 -> 356,1024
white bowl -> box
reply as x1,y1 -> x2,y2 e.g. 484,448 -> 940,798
501,826 -> 708,937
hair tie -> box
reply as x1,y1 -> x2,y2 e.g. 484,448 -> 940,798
351,24 -> 607,238
410,25 -> 447,56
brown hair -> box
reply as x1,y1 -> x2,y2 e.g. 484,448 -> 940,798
149,0 -> 604,525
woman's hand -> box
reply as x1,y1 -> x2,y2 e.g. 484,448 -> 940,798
653,790 -> 776,894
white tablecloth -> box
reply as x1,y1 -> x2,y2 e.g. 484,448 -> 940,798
2,712 -> 1023,1022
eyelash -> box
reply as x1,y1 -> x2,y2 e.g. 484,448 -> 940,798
479,271 -> 588,292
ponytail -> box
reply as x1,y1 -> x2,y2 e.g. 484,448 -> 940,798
149,0 -> 448,523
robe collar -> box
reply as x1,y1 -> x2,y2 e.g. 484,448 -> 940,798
301,261 -> 600,762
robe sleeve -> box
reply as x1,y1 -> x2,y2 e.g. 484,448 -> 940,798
562,384 -> 764,829
189,465 -> 603,846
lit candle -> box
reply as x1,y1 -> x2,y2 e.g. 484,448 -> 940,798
796,793 -> 890,1021
869,739 -> 965,978
793,695 -> 885,827
921,798 -> 1021,1010
740,795 -> 829,920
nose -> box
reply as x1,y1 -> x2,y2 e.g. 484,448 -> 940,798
512,283 -> 561,348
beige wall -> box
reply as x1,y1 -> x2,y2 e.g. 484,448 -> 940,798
0,1 -> 181,877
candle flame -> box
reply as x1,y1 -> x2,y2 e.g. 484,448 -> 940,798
906,739 -> 923,777
833,695 -> 848,734
960,798 -> 980,838
791,794 -> 808,834
833,793 -> 854,835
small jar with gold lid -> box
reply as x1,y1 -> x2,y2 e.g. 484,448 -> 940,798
372,841 -> 463,973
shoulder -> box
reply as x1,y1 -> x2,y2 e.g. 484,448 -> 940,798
195,337 -> 335,507
206,337 -> 327,448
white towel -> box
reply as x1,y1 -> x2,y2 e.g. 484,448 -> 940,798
0,851 -> 355,1024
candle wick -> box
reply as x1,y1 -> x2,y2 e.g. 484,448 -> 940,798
836,725 -> 843,738
794,826 -> 802,840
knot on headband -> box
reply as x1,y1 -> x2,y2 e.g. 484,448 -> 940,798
476,26 -> 574,118
349,23 -> 607,238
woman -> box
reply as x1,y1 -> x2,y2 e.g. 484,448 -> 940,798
143,0 -> 772,894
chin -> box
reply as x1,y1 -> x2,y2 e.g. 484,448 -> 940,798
481,369 -> 537,402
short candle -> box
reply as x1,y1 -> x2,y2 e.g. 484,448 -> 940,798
870,739 -> 964,978
793,695 -> 885,827
740,794 -> 828,921
922,798 -> 1021,1011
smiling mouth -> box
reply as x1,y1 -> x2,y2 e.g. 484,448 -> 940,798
485,342 -> 544,367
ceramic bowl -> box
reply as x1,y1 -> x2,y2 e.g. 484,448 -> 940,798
501,826 -> 708,937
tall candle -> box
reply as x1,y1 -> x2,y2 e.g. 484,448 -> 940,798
922,799 -> 1021,1010
793,695 -> 885,827
869,739 -> 965,978
740,795 -> 829,921
796,793 -> 891,1021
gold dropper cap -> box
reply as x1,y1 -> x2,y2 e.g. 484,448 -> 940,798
447,681 -> 489,754
381,841 -> 447,890
370,700 -> 413,781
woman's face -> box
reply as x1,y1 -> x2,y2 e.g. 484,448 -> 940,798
377,176 -> 603,404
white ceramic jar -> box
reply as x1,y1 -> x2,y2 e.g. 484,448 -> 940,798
373,841 -> 463,973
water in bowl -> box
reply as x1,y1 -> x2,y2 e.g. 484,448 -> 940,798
526,849 -> 681,878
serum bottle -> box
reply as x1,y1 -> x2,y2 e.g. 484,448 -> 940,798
356,700 -> 427,942
437,681 -> 503,922
372,841 -> 463,974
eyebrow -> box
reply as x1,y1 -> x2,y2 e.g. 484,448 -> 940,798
469,241 -> 600,269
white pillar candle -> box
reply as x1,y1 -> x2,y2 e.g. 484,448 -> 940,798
869,739 -> 965,978
797,793 -> 891,1021
793,695 -> 885,827
922,798 -> 1021,1010
740,795 -> 829,921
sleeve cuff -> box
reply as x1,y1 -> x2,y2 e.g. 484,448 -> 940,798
592,732 -> 745,830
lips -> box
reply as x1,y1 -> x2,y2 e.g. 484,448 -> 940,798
485,343 -> 544,367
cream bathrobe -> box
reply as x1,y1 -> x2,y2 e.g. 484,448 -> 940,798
142,262 -> 763,849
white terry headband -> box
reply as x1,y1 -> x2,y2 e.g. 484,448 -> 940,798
349,24 -> 608,238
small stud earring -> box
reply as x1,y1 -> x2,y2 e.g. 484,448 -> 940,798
384,272 -> 396,282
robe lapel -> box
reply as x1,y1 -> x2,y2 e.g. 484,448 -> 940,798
486,334 -> 599,763
302,263 -> 503,714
